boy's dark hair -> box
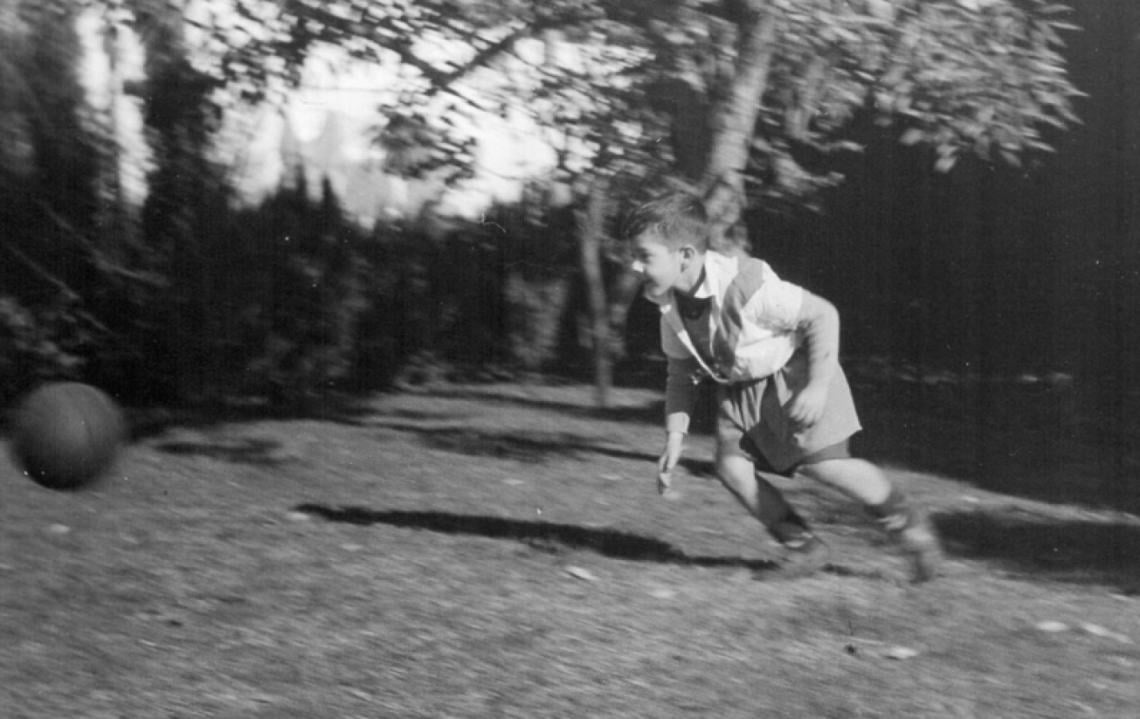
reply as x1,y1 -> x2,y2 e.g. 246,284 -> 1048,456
622,191 -> 710,252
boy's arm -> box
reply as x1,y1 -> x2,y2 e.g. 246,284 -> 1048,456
788,290 -> 840,427
660,356 -> 699,495
796,290 -> 841,387
665,356 -> 700,435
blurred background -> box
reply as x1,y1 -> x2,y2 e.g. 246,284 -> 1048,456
0,1 -> 1136,502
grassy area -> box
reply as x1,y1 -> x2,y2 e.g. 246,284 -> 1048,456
2,382 -> 1138,718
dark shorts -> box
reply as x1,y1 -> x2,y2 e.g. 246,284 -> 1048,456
716,352 -> 862,475
740,436 -> 851,477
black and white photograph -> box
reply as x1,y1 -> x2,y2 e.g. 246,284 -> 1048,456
1,1 -> 1137,716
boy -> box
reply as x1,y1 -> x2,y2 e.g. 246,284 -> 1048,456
624,191 -> 941,582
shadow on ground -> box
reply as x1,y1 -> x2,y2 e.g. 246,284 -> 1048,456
294,505 -> 761,567
853,379 -> 1140,514
155,437 -> 290,466
295,503 -> 769,570
393,386 -> 665,425
935,508 -> 1140,594
410,381 -> 1140,514
120,377 -> 1138,514
294,504 -> 877,580
372,422 -> 716,477
127,393 -> 376,441
406,383 -> 708,428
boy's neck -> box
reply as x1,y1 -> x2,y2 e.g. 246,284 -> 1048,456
675,257 -> 707,297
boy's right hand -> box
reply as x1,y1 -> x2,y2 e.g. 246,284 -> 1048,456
657,432 -> 685,498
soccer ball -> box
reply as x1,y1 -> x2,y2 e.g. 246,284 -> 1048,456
9,382 -> 126,490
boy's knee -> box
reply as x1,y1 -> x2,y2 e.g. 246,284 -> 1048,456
715,451 -> 752,489
795,460 -> 835,482
714,449 -> 735,470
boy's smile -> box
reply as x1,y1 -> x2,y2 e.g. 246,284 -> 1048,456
630,231 -> 702,297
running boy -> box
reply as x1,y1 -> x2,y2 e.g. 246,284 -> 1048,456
624,191 -> 941,582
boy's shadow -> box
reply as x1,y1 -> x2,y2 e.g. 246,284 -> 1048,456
292,504 -> 878,580
294,503 -> 769,570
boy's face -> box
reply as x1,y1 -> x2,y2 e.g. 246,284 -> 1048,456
629,231 -> 696,297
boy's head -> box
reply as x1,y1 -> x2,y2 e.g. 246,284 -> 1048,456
623,191 -> 711,252
623,191 -> 710,296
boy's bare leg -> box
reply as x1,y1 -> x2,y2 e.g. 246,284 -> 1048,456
796,457 -> 890,505
716,451 -> 826,575
799,457 -> 942,582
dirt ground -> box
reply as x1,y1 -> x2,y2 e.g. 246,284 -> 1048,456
2,382 -> 1138,718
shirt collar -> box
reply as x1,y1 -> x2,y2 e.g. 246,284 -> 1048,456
692,254 -> 722,301
644,253 -> 725,306
693,266 -> 714,299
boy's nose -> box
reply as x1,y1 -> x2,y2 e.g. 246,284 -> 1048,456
631,260 -> 645,274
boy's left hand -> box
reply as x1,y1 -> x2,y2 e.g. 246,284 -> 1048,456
786,383 -> 828,428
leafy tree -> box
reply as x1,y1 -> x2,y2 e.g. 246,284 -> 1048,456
2,0 -> 349,403
211,0 -> 1080,404
0,0 -> 109,400
7,0 -> 1072,403
217,0 -> 1080,224
614,0 -> 1082,243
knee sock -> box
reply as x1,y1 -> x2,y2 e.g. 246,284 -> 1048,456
767,506 -> 816,547
864,485 -> 916,533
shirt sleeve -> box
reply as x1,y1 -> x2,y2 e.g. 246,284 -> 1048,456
664,356 -> 699,434
744,276 -> 804,331
660,314 -> 690,359
660,313 -> 697,433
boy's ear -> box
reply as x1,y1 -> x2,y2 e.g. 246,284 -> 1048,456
679,245 -> 698,262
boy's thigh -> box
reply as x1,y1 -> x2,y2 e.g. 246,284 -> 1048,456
716,404 -> 769,465
716,380 -> 790,475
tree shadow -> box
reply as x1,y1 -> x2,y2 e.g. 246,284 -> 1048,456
295,503 -> 841,578
934,508 -> 1140,594
372,421 -> 715,477
843,383 -> 1136,518
399,386 -> 665,426
128,393 -> 377,441
155,437 -> 290,466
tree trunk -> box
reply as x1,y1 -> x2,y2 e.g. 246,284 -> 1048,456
100,11 -> 140,261
577,178 -> 612,408
701,1 -> 778,250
